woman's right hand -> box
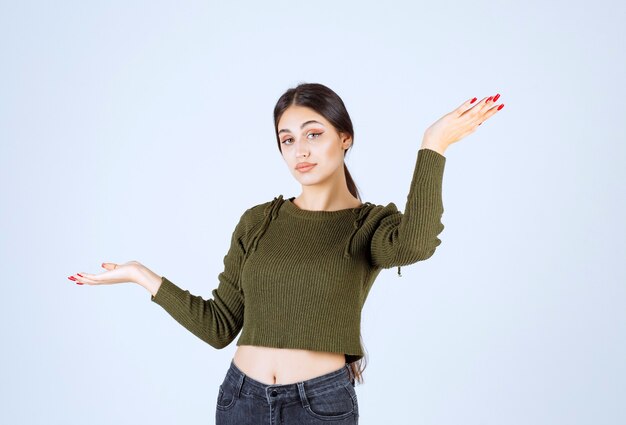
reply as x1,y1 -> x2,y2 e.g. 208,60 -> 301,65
68,261 -> 143,286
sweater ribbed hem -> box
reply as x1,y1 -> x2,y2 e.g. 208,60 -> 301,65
150,276 -> 180,307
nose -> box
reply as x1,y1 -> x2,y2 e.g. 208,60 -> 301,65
294,138 -> 310,158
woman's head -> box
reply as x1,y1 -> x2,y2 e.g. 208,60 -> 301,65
273,83 -> 361,201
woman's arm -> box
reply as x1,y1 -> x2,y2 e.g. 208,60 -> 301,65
369,94 -> 504,269
369,142 -> 447,269
69,238 -> 245,350
142,209 -> 251,349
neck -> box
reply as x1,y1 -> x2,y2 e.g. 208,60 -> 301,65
295,170 -> 360,211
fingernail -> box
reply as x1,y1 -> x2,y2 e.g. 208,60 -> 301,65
493,93 -> 500,102
77,273 -> 83,277
497,104 -> 504,110
486,96 -> 493,102
470,97 -> 477,103
68,276 -> 76,281
76,282 -> 83,285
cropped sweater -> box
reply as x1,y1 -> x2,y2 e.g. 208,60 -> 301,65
150,148 -> 446,364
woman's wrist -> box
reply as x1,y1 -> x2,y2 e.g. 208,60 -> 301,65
134,264 -> 163,296
420,139 -> 447,156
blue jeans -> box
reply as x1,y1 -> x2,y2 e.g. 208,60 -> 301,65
215,359 -> 359,424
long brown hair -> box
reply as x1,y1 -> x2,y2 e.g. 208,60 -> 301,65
272,82 -> 368,384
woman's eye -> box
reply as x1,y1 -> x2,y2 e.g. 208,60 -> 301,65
281,132 -> 322,144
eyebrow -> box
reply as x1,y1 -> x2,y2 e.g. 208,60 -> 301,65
278,120 -> 325,135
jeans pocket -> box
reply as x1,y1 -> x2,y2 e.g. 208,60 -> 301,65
216,380 -> 238,411
303,382 -> 356,421
344,382 -> 359,418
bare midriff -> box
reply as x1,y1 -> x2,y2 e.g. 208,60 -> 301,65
233,345 -> 347,385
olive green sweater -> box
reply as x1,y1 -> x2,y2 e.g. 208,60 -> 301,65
151,148 -> 446,364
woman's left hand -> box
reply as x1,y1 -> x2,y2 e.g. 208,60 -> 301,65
423,94 -> 504,151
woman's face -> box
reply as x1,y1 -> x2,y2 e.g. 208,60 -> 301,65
277,105 -> 351,187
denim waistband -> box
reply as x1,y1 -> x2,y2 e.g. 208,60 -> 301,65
224,359 -> 354,404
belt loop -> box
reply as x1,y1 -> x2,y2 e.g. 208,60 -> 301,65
345,363 -> 355,386
297,382 -> 309,408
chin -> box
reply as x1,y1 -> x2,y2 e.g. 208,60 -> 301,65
298,175 -> 327,186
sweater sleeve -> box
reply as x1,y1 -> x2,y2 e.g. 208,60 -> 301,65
149,208 -> 250,349
369,148 -> 446,269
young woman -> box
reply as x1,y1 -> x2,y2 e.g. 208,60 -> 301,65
68,83 -> 504,424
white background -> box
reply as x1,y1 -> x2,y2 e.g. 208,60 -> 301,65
1,0 -> 624,424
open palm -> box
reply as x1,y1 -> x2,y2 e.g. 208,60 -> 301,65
68,260 -> 142,286
425,94 -> 504,149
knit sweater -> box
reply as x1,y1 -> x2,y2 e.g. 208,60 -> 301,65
151,148 -> 446,364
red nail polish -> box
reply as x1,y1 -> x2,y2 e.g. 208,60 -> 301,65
497,104 -> 504,110
487,96 -> 493,102
77,273 -> 83,277
68,276 -> 76,281
76,282 -> 83,285
493,93 -> 500,102
470,97 -> 477,103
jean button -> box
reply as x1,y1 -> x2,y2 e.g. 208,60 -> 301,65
270,390 -> 278,397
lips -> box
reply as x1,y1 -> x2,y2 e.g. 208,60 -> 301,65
296,163 -> 316,171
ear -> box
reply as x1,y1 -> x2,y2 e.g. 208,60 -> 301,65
339,132 -> 352,150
